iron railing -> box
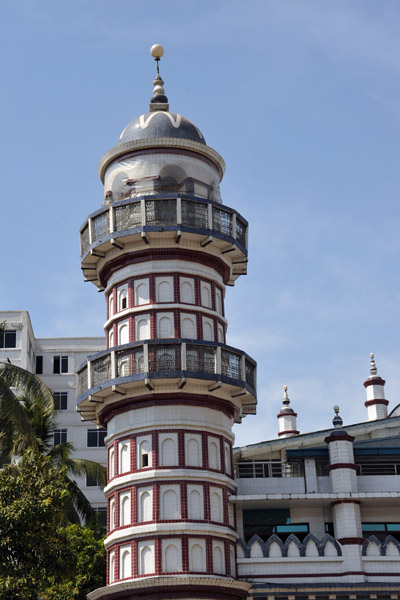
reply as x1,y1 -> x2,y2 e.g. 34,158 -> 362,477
235,461 -> 304,479
80,195 -> 247,256
76,339 -> 256,402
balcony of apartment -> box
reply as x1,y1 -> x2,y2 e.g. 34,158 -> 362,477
80,194 -> 249,287
76,339 -> 257,421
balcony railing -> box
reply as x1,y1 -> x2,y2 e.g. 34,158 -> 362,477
235,461 -> 304,479
80,194 -> 248,257
76,339 -> 256,403
357,463 -> 400,476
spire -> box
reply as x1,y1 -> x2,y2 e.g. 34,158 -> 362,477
363,352 -> 388,421
369,352 -> 377,376
277,385 -> 299,438
149,44 -> 169,112
332,405 -> 343,429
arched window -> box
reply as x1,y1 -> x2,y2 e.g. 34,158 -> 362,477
138,439 -> 151,468
161,437 -> 176,466
118,288 -> 128,311
158,316 -> 173,338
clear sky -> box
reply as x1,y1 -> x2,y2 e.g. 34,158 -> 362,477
1,0 -> 400,446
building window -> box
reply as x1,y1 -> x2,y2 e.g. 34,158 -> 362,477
53,355 -> 68,374
242,509 -> 309,543
35,355 -> 43,374
86,474 -> 101,487
93,507 -> 107,527
0,330 -> 16,349
53,429 -> 67,446
362,522 -> 400,542
53,391 -> 68,410
87,429 -> 107,447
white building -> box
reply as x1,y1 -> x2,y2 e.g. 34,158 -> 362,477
0,310 -> 107,521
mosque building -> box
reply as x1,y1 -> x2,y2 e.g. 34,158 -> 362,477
2,45 -> 400,600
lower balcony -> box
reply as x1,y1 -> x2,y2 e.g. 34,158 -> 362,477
76,339 -> 257,421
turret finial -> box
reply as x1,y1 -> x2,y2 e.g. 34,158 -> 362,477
332,405 -> 343,429
369,352 -> 377,376
283,385 -> 290,406
149,44 -> 169,112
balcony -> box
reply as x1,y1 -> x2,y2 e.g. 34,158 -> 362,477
80,194 -> 248,287
76,339 -> 257,419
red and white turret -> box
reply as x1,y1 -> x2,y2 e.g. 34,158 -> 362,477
77,46 -> 255,600
363,353 -> 388,421
277,385 -> 299,438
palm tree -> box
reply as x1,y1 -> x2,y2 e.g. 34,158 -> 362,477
0,361 -> 106,523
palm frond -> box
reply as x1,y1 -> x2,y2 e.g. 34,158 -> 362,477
67,478 -> 96,522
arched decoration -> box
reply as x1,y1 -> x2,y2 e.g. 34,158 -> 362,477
210,490 -> 223,522
136,316 -> 150,341
265,534 -> 285,558
158,316 -> 173,338
135,280 -> 149,306
160,436 -> 177,466
139,490 -> 152,522
139,544 -> 154,575
164,543 -> 180,573
109,497 -> 115,531
181,316 -> 196,339
119,546 -> 131,579
118,288 -> 128,311
230,545 -> 236,577
319,534 -> 342,557
181,279 -> 194,304
109,329 -> 114,348
138,438 -> 151,468
212,543 -> 224,574
108,293 -> 114,317
118,441 -> 130,474
158,164 -> 187,193
157,279 -> 173,303
208,439 -> 220,470
249,539 -> 264,558
202,319 -> 214,342
201,283 -> 212,308
120,492 -> 131,526
188,489 -> 203,520
236,539 -> 246,559
186,437 -> 201,467
382,535 -> 400,556
108,447 -> 115,479
215,288 -> 222,314
162,489 -> 180,520
283,534 -> 303,557
118,322 -> 129,345
109,550 -> 115,583
190,543 -> 205,572
217,324 -> 224,343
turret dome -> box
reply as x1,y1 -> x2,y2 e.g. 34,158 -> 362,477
118,111 -> 206,146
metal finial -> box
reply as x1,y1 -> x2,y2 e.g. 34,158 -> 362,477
332,405 -> 343,429
369,352 -> 377,376
149,44 -> 169,112
283,385 -> 290,405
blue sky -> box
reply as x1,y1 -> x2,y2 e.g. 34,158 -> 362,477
1,1 -> 400,446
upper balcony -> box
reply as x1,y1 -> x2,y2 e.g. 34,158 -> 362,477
80,194 -> 248,288
76,338 -> 257,424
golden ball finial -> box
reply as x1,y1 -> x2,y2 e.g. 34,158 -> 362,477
370,352 -> 374,358
284,385 -> 288,391
150,44 -> 164,59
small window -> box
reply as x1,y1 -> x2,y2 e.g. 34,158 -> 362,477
87,429 -> 107,447
0,330 -> 16,349
53,391 -> 68,410
53,429 -> 67,446
86,473 -> 100,487
35,355 -> 43,374
93,507 -> 107,527
53,355 -> 68,374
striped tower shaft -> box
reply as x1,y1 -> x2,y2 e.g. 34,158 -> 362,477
77,63 -> 256,600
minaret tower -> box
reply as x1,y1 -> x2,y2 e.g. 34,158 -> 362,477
77,46 -> 256,600
363,353 -> 388,421
277,385 -> 299,438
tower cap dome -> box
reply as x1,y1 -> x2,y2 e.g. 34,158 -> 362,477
118,112 -> 206,146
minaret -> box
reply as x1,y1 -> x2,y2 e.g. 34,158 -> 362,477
77,46 -> 255,600
363,353 -> 388,421
277,385 -> 299,437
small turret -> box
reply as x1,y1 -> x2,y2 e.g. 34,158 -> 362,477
277,385 -> 299,438
363,353 -> 388,421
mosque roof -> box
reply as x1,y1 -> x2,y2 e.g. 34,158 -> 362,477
118,112 -> 206,146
